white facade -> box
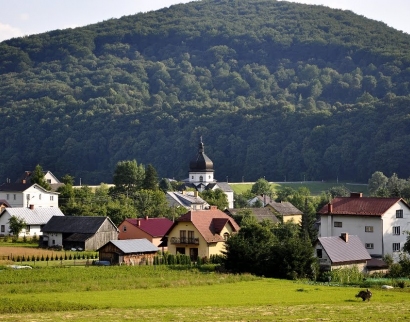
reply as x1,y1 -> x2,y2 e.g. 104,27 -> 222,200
320,200 -> 410,262
0,184 -> 59,208
189,171 -> 214,184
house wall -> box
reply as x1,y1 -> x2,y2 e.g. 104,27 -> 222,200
189,171 -> 214,184
44,232 -> 63,247
0,212 -> 45,237
320,214 -> 382,257
0,186 -> 58,208
381,201 -> 410,262
283,214 -> 302,224
167,221 -> 234,259
98,243 -> 156,265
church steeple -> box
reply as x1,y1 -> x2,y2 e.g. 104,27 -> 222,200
189,138 -> 214,184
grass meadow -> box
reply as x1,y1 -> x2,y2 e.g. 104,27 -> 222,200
231,181 -> 368,196
0,264 -> 409,321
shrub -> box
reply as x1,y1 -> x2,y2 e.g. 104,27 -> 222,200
22,235 -> 27,243
31,234 -> 38,244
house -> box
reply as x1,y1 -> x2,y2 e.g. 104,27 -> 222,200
0,206 -> 64,237
247,195 -> 274,207
97,239 -> 159,265
16,170 -> 64,192
0,183 -> 59,208
118,216 -> 173,248
318,192 -> 410,262
166,190 -> 210,210
315,232 -> 371,272
0,199 -> 11,213
41,216 -> 118,251
225,208 -> 280,224
265,201 -> 303,223
182,138 -> 234,208
163,206 -> 240,260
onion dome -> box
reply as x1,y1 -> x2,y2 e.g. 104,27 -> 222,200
189,138 -> 214,172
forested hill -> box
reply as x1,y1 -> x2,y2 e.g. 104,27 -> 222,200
1,0 -> 410,185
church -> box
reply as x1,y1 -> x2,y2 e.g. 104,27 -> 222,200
183,138 -> 234,208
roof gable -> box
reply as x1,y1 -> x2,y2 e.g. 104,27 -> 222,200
318,196 -> 404,216
318,235 -> 371,263
267,202 -> 303,215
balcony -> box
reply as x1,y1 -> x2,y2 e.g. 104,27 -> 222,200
170,237 -> 199,245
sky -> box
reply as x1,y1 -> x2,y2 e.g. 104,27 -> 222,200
0,0 -> 409,42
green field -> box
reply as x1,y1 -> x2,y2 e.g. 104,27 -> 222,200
230,181 -> 368,196
0,265 -> 409,321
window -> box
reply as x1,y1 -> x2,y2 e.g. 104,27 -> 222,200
199,176 -> 203,182
39,194 -> 41,200
176,247 -> 185,255
396,210 -> 403,218
50,196 -> 54,201
334,221 -> 342,227
393,226 -> 400,235
47,179 -> 51,183
316,249 -> 322,258
393,243 -> 401,252
180,230 -> 186,243
365,243 -> 374,249
1,225 -> 4,233
52,239 -> 55,245
6,194 -> 9,200
188,230 -> 194,243
365,226 -> 373,232
123,226 -> 127,232
13,194 -> 16,200
223,232 -> 230,241
25,225 -> 30,232
191,176 -> 194,179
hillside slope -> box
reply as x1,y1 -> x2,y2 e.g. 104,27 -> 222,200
1,0 -> 410,184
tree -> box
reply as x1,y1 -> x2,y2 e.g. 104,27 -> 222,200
326,186 -> 350,198
111,160 -> 145,198
8,216 -> 26,236
30,164 -> 51,190
200,189 -> 228,210
61,174 -> 75,185
251,178 -> 273,197
275,186 -> 295,202
142,164 -> 159,190
368,171 -> 388,196
159,178 -> 173,192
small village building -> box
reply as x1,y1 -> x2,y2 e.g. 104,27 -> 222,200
97,239 -> 159,265
163,206 -> 240,260
166,190 -> 210,210
118,216 -> 173,248
318,192 -> 410,261
315,233 -> 371,272
41,216 -> 118,251
265,201 -> 303,223
0,183 -> 59,208
0,206 -> 64,237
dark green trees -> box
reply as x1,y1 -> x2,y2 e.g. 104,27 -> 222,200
30,164 -> 51,190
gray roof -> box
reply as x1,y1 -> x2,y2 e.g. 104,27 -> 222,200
212,182 -> 233,192
166,191 -> 209,208
268,202 -> 303,215
107,239 -> 159,253
3,207 -> 64,225
0,183 -> 58,194
318,235 -> 371,264
226,208 -> 279,223
42,216 -> 117,234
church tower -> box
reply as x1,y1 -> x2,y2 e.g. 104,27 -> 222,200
188,137 -> 215,186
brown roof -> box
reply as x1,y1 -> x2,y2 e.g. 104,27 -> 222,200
317,234 -> 371,264
176,207 -> 240,243
267,202 -> 303,215
318,196 -> 405,216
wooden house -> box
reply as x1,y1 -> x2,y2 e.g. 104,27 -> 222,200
97,239 -> 159,265
41,216 -> 118,251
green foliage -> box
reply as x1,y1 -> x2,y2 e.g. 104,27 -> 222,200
142,164 -> 159,191
251,178 -> 273,197
8,216 -> 26,236
200,189 -> 228,210
30,164 -> 51,190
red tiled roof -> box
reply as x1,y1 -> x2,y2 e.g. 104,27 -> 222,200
318,196 -> 404,216
126,217 -> 173,237
177,208 -> 240,243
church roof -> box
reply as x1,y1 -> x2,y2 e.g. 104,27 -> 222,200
189,139 -> 214,172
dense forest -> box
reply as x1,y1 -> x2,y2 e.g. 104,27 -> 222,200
1,0 -> 410,184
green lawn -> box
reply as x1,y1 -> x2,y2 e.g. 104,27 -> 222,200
0,266 -> 409,321
231,181 -> 368,196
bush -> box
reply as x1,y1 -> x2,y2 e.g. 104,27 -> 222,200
22,235 -> 27,243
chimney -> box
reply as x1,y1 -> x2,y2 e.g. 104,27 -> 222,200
29,204 -> 34,210
182,190 -> 186,195
22,179 -> 26,184
210,206 -> 217,210
340,232 -> 348,243
350,192 -> 363,198
137,219 -> 140,227
145,215 -> 148,220
194,191 -> 198,197
327,203 -> 333,213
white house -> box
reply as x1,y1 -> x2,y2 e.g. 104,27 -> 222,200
182,138 -> 234,208
0,183 -> 59,208
166,191 -> 210,210
0,206 -> 64,237
318,192 -> 410,262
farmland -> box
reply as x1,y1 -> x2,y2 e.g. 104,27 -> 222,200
0,262 -> 409,321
